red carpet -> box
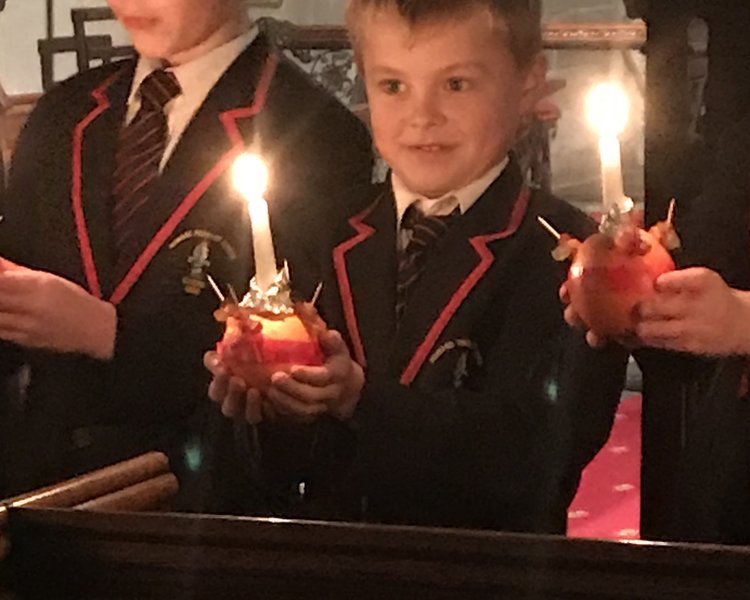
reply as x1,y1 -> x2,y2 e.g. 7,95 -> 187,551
567,393 -> 641,540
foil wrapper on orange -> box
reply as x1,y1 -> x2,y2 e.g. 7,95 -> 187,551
215,268 -> 324,391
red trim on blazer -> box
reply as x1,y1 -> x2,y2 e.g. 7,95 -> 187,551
72,54 -> 280,306
400,186 -> 531,386
72,72 -> 121,300
332,199 -> 379,367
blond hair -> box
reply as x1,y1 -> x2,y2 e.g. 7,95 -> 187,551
345,0 -> 542,68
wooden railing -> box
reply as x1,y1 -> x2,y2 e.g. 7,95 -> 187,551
0,452 -> 177,561
4,508 -> 750,599
260,19 -> 647,53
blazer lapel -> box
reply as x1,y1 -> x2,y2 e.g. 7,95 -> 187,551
333,189 -> 398,371
72,61 -> 133,299
154,33 -> 273,207
395,163 -> 530,385
109,34 -> 279,305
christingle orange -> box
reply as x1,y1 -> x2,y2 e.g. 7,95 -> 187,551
542,203 -> 680,339
215,267 -> 324,392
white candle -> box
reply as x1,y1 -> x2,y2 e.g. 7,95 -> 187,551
599,135 -> 625,212
585,82 -> 631,213
232,153 -> 277,291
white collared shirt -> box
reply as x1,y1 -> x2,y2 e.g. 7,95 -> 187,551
125,27 -> 258,170
392,157 -> 510,227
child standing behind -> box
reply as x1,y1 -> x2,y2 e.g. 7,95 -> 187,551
208,0 -> 627,533
0,0 -> 373,499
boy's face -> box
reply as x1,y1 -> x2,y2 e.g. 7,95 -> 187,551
360,6 -> 543,198
108,0 -> 244,64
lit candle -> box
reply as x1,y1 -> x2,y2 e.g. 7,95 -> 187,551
585,82 -> 631,214
232,153 -> 277,291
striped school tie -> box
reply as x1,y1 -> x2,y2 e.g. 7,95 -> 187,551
112,69 -> 181,268
396,203 -> 457,319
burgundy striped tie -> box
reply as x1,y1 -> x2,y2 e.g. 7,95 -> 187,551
112,69 -> 181,268
396,204 -> 457,320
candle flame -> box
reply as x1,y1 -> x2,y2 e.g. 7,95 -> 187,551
585,82 -> 630,137
232,152 -> 277,292
232,153 -> 269,202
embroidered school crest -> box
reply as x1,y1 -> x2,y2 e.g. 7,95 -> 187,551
168,229 -> 238,296
429,338 -> 484,389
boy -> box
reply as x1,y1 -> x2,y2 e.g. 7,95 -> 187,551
0,0 -> 373,497
208,0 -> 626,532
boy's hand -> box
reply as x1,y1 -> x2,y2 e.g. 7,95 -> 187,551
268,330 -> 364,422
204,329 -> 364,426
559,282 -> 608,348
204,351 -> 268,424
636,268 -> 750,356
0,257 -> 116,359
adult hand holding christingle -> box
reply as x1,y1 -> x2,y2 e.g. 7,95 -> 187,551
636,267 -> 750,356
0,257 -> 116,359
